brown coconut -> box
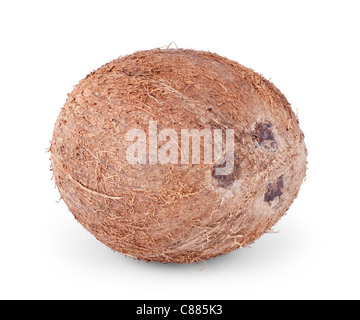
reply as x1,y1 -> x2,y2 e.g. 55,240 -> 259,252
50,48 -> 307,263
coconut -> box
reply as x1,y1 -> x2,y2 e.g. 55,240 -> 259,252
50,48 -> 307,263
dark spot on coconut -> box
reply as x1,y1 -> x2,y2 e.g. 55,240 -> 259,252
255,122 -> 274,141
212,159 -> 240,189
264,176 -> 284,202
253,122 -> 277,150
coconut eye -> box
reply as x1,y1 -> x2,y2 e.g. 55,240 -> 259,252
253,122 -> 277,151
264,176 -> 284,203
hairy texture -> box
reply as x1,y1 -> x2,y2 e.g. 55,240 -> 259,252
50,49 -> 307,263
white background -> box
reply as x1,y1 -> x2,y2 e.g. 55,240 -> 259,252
1,0 -> 359,300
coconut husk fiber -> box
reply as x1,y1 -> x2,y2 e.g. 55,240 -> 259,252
50,48 -> 307,264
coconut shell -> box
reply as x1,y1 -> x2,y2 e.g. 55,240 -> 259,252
50,48 -> 307,263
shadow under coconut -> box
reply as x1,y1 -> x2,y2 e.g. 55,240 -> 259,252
118,248 -> 256,272
117,247 -> 262,271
